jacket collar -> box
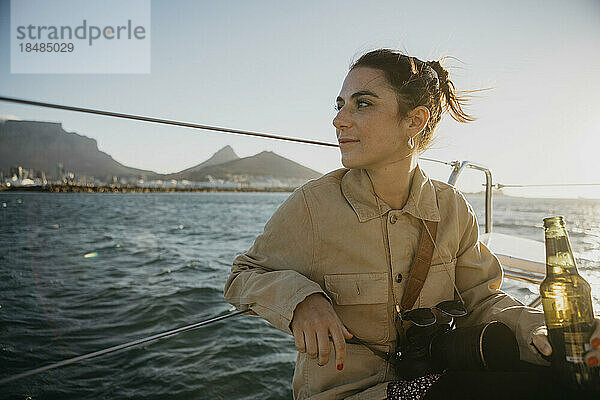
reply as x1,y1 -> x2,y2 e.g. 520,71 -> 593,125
341,163 -> 441,223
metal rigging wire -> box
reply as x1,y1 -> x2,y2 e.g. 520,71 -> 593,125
0,309 -> 250,385
0,96 -> 467,171
0,95 -> 339,148
495,183 -> 600,188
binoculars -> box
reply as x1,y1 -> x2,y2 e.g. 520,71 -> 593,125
394,320 -> 520,379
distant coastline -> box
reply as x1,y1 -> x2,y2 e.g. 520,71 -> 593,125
1,120 -> 322,191
0,184 -> 495,195
3,185 -> 599,200
0,183 -> 296,193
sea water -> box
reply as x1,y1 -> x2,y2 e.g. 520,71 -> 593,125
0,192 -> 598,399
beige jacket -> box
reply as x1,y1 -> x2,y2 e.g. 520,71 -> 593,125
224,164 -> 547,400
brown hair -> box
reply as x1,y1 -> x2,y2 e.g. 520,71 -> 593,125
350,49 -> 477,152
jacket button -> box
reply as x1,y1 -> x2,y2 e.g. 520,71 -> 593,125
396,273 -> 403,283
390,215 -> 398,224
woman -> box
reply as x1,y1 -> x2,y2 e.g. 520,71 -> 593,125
224,49 -> 600,399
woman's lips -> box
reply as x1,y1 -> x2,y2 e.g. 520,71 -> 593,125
338,138 -> 360,146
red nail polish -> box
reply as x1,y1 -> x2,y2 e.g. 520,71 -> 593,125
337,363 -> 343,371
587,356 -> 599,367
591,338 -> 600,349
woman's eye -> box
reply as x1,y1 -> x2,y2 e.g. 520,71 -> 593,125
334,100 -> 369,112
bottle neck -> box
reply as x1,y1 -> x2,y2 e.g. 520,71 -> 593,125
544,234 -> 579,276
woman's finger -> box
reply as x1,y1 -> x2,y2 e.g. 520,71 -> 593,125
590,318 -> 600,349
342,325 -> 353,340
584,348 -> 600,367
329,325 -> 346,371
316,329 -> 331,366
305,330 -> 318,360
532,331 -> 553,356
293,327 -> 306,353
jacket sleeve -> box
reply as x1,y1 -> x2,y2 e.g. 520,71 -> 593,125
453,194 -> 548,365
223,186 -> 329,335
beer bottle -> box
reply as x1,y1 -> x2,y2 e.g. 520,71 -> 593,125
540,216 -> 598,390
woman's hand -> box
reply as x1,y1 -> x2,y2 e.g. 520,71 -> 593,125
290,293 -> 353,370
532,318 -> 600,367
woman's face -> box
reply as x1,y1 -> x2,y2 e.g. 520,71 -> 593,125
333,67 -> 411,170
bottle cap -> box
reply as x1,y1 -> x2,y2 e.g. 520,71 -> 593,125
543,216 -> 565,229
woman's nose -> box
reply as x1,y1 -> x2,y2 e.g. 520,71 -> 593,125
332,107 -> 351,130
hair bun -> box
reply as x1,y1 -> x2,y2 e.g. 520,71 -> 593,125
427,60 -> 449,87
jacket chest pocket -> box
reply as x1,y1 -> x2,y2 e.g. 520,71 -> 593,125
419,258 -> 456,307
324,273 -> 389,343
324,273 -> 388,305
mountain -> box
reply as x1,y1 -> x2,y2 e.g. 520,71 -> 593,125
165,145 -> 239,179
172,151 -> 322,182
0,120 -> 160,180
0,120 -> 323,186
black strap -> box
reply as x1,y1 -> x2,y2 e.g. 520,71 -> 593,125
346,336 -> 393,363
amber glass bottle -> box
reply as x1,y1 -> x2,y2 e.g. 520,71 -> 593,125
540,216 -> 598,390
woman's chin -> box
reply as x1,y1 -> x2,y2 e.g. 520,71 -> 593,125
340,155 -> 352,168
340,156 -> 364,170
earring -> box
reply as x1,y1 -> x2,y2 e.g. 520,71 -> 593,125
407,136 -> 414,150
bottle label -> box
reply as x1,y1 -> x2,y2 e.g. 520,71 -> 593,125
563,331 -> 591,363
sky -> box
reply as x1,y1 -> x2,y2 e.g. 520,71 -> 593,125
1,0 -> 599,198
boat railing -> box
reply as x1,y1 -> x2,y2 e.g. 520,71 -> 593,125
420,158 -> 545,306
421,158 -> 493,234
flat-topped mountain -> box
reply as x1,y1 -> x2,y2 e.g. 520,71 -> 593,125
0,120 -> 160,181
0,120 -> 323,185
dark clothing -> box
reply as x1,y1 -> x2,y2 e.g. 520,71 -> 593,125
419,363 -> 598,400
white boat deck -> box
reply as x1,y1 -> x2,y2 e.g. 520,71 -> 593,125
480,232 -> 546,285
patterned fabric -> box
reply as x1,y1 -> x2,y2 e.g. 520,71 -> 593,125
385,374 -> 442,400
